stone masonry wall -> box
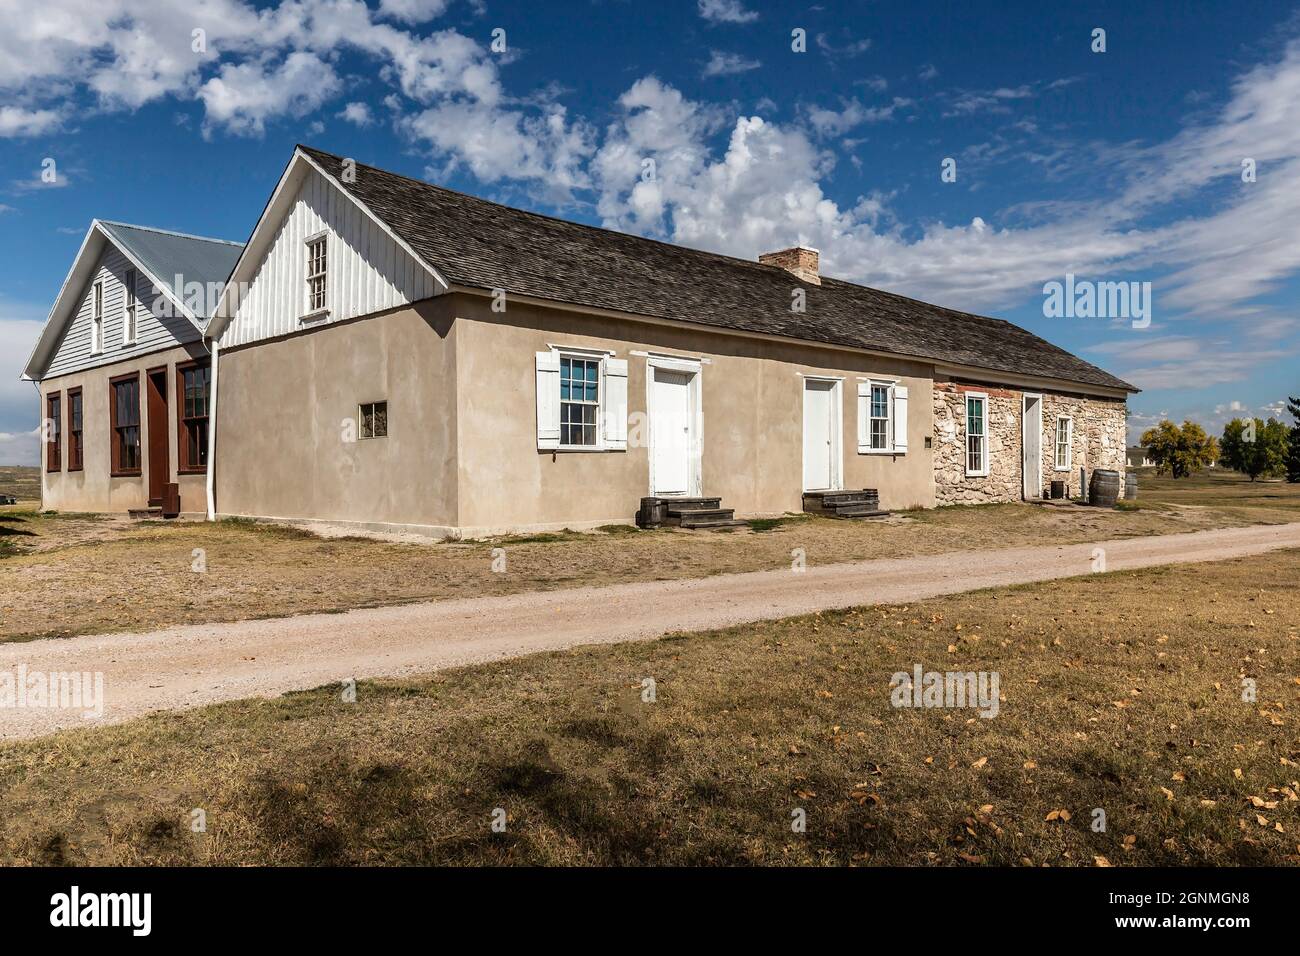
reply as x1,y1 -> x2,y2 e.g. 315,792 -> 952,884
933,380 -> 1126,505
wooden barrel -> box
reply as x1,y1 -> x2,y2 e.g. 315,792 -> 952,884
1089,469 -> 1122,507
1124,472 -> 1137,500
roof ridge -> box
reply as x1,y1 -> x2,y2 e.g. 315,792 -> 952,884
98,219 -> 243,247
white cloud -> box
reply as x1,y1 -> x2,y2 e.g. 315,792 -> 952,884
198,52 -> 341,137
703,51 -> 760,77
815,33 -> 872,58
377,0 -> 449,23
697,0 -> 758,24
339,102 -> 374,126
0,316 -> 44,465
0,106 -> 61,137
404,101 -> 594,199
803,97 -> 911,137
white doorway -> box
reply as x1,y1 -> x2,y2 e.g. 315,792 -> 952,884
648,360 -> 700,496
802,378 -> 842,492
1022,393 -> 1043,500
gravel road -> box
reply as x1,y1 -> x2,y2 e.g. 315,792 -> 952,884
2,522 -> 1298,740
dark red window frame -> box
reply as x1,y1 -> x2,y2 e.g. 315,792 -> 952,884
66,386 -> 83,472
110,371 -> 142,477
176,360 -> 211,474
45,391 -> 61,473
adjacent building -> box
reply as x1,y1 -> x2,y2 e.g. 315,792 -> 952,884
23,221 -> 242,514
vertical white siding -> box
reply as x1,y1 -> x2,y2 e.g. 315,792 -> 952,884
45,245 -> 201,378
220,169 -> 439,348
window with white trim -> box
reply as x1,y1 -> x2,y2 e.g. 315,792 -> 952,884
856,379 -> 909,455
91,280 -> 104,353
1054,415 -> 1073,471
965,394 -> 988,476
560,355 -> 600,447
306,235 -> 327,314
869,383 -> 891,450
535,349 -> 628,452
123,268 -> 138,344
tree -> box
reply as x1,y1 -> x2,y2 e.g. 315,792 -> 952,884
1140,419 -> 1218,478
1286,397 -> 1300,484
1220,417 -> 1288,480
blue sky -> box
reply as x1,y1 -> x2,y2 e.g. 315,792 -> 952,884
2,0 -> 1299,463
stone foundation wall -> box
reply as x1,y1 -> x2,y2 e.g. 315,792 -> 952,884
933,380 -> 1126,505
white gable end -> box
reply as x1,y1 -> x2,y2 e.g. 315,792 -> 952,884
220,167 -> 440,348
45,244 -> 201,379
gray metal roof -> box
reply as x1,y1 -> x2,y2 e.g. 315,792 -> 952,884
98,221 -> 243,320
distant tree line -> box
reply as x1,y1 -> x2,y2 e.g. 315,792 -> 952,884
1138,397 -> 1300,482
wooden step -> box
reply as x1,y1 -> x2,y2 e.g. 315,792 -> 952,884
127,507 -> 163,519
833,506 -> 890,519
680,516 -> 748,529
665,505 -> 732,520
806,489 -> 877,506
803,489 -> 880,516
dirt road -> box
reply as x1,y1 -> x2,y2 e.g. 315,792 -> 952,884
3,522 -> 1298,740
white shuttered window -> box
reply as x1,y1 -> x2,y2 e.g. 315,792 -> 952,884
535,349 -> 627,452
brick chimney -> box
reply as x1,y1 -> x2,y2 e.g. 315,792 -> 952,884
759,245 -> 820,285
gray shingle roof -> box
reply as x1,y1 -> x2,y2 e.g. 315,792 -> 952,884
299,146 -> 1135,393
99,221 -> 243,320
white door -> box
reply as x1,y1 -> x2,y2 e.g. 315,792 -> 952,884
652,368 -> 693,495
803,379 -> 837,491
1022,394 -> 1042,499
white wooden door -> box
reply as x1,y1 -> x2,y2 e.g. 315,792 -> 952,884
652,368 -> 692,495
1022,394 -> 1043,499
803,379 -> 836,491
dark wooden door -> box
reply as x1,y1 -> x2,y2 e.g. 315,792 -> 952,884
146,369 -> 170,507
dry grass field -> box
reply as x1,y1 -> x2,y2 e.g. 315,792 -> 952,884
1,548 -> 1295,866
1,467 -> 1298,643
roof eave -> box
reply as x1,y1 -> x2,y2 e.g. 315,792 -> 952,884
447,283 -> 1137,399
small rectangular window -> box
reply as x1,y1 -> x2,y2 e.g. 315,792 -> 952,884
67,388 -> 83,471
123,268 -> 138,344
306,235 -> 327,314
869,383 -> 891,450
91,281 -> 104,353
359,401 -> 387,439
45,392 -> 61,473
178,362 -> 211,472
965,394 -> 988,476
111,374 -> 141,475
1055,416 -> 1073,471
560,356 -> 600,447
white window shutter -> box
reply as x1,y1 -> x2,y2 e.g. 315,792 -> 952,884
893,384 -> 909,453
603,358 -> 628,450
857,382 -> 870,453
535,350 -> 560,449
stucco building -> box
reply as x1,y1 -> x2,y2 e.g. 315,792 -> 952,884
26,146 -> 1137,535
